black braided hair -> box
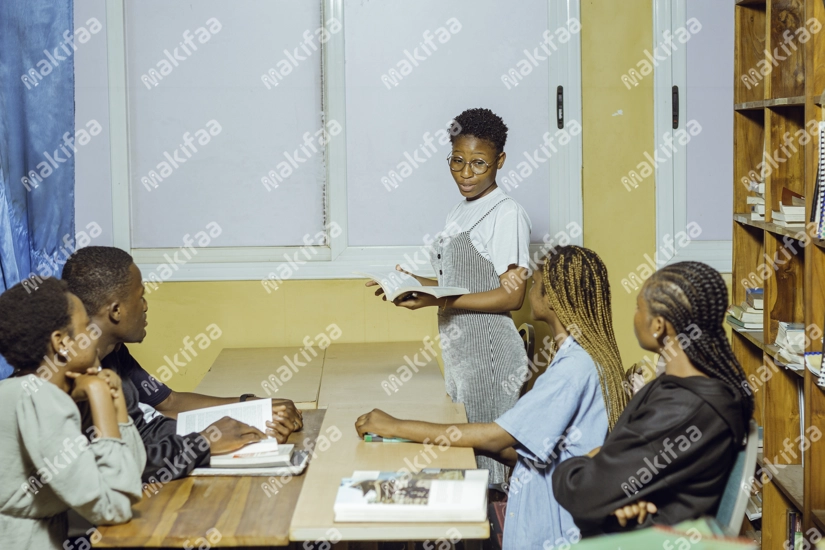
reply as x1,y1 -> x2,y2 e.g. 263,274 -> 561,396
642,262 -> 754,425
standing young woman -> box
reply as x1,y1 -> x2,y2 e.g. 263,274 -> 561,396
371,108 -> 532,484
552,262 -> 754,535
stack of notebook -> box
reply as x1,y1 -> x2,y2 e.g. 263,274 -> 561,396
748,181 -> 765,222
771,188 -> 805,229
726,289 -> 763,332
774,322 -> 806,371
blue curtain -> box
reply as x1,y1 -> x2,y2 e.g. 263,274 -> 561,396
0,0 -> 76,379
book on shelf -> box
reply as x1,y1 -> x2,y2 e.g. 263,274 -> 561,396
333,469 -> 489,522
749,181 -> 765,195
726,315 -> 761,331
806,352 -> 825,388
728,305 -> 762,324
772,210 -> 805,222
812,121 -> 825,239
787,509 -> 803,550
776,322 -> 806,354
746,288 -> 764,309
750,212 -> 765,222
175,398 -> 296,470
751,204 -> 766,215
353,271 -> 469,302
747,196 -> 765,205
745,492 -> 762,522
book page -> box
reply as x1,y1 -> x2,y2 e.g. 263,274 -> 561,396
176,398 -> 272,436
354,271 -> 421,298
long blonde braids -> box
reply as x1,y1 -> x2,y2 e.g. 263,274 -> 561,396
541,246 -> 629,429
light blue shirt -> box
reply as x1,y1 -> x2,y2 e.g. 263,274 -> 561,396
495,336 -> 609,549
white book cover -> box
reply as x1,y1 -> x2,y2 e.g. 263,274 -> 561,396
747,196 -> 765,205
772,211 -> 805,222
192,449 -> 308,476
354,271 -> 469,302
334,469 -> 488,523
175,398 -> 294,468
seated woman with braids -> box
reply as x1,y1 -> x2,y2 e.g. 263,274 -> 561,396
355,246 -> 629,549
553,262 -> 754,536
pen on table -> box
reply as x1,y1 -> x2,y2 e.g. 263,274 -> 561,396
363,433 -> 412,443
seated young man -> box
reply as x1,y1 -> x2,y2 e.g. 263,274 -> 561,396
62,246 -> 303,481
355,246 -> 629,549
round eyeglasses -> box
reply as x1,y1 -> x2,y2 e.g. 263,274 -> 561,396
447,155 -> 497,175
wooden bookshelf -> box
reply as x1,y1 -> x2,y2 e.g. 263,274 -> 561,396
733,0 -> 825,547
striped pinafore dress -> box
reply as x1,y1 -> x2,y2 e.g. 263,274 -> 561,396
431,198 -> 528,485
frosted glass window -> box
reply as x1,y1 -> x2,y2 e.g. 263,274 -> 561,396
126,0 -> 325,248
685,0 -> 734,241
344,0 -> 555,246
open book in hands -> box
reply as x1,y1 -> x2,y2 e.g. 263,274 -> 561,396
354,270 -> 469,302
175,398 -> 294,468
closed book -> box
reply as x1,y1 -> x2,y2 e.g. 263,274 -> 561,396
748,181 -> 765,194
746,293 -> 764,309
727,315 -> 761,331
729,305 -> 762,323
751,212 -> 765,221
773,211 -> 805,222
333,469 -> 488,522
747,196 -> 765,205
750,204 -> 765,215
779,203 -> 805,215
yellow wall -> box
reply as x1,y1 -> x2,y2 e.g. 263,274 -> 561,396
580,0 -> 655,367
130,0 -> 663,390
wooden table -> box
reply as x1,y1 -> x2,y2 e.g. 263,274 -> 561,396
317,342 -> 451,408
289,402 -> 489,543
95,410 -> 326,548
194,347 -> 325,409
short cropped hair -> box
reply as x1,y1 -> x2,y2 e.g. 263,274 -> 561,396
62,246 -> 134,315
0,278 -> 72,372
450,108 -> 509,153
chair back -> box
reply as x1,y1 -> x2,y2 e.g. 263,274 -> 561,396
517,323 -> 535,397
715,419 -> 759,536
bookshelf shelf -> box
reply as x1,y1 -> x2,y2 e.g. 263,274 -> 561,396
733,214 -> 806,239
734,97 -> 807,111
729,325 -> 766,349
733,0 -> 825,544
772,465 -> 804,513
735,100 -> 765,111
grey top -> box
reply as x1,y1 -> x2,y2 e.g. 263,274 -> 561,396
0,375 -> 145,550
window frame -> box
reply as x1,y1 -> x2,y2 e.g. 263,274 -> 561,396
652,0 -> 733,273
105,0 -> 584,281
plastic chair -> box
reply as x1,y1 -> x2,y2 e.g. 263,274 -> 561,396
715,419 -> 760,536
517,323 -> 535,398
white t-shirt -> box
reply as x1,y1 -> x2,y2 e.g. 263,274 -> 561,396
443,187 -> 532,276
